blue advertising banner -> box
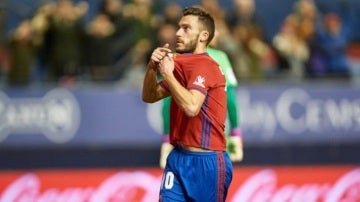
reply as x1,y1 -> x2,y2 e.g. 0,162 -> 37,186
0,84 -> 359,148
237,84 -> 360,146
0,87 -> 161,148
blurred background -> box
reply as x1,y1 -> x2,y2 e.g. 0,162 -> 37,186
0,0 -> 359,201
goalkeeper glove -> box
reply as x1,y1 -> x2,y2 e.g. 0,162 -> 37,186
227,128 -> 243,162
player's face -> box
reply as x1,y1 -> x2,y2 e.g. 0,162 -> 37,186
175,15 -> 201,53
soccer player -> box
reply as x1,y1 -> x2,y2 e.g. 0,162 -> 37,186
142,6 -> 233,201
159,31 -> 244,169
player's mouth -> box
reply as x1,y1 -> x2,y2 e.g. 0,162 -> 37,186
176,39 -> 183,45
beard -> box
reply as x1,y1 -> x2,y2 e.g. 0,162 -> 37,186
175,34 -> 199,54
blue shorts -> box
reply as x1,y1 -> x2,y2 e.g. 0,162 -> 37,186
159,146 -> 233,202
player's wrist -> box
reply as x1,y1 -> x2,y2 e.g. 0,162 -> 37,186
148,60 -> 157,70
162,134 -> 170,143
230,127 -> 243,138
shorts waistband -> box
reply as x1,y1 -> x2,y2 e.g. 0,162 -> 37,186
176,145 -> 217,156
178,143 -> 213,152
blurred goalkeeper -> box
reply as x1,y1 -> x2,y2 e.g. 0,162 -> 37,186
159,28 -> 244,169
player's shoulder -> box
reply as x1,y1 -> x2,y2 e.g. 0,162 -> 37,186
198,54 -> 220,69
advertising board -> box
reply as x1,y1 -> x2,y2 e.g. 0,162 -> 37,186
0,165 -> 359,202
0,84 -> 359,148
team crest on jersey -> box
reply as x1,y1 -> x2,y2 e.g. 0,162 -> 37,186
193,75 -> 205,88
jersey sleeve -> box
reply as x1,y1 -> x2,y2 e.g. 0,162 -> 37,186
187,58 -> 222,94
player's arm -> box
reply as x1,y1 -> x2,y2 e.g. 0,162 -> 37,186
142,44 -> 172,103
226,85 -> 244,162
221,52 -> 243,162
159,56 -> 205,117
159,97 -> 172,169
227,85 -> 240,130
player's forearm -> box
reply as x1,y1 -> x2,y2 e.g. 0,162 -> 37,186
165,75 -> 201,117
227,86 -> 240,129
162,97 -> 171,134
142,62 -> 163,103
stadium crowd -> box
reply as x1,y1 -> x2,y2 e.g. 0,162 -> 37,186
0,0 -> 359,87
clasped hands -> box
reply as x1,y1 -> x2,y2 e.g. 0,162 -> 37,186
150,43 -> 174,77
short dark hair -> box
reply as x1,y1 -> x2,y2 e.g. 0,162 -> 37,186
183,6 -> 215,45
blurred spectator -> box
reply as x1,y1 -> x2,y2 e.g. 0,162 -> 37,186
199,0 -> 231,38
0,6 -> 8,83
161,1 -> 182,26
99,0 -> 136,79
114,0 -> 158,86
294,0 -> 355,78
227,0 -> 262,28
7,20 -> 36,86
30,1 -> 56,83
156,23 -> 177,51
43,0 -> 88,83
293,0 -> 319,43
200,0 -> 234,49
4,2 -> 54,86
0,44 -> 8,83
312,12 -> 352,78
99,0 -> 127,31
292,0 -> 327,77
347,43 -> 360,85
84,14 -> 115,82
115,38 -> 152,88
272,14 -> 309,82
200,0 -> 235,55
201,0 -> 226,22
122,0 -> 157,45
226,0 -> 270,82
2,0 -> 359,87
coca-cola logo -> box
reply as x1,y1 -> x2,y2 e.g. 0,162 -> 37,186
0,171 -> 161,202
0,168 -> 359,202
231,168 -> 360,202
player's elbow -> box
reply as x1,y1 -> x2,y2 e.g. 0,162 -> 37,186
142,92 -> 156,103
142,98 -> 152,103
142,84 -> 168,103
142,95 -> 157,103
142,91 -> 166,103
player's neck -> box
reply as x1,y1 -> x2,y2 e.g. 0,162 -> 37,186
193,49 -> 206,54
192,44 -> 207,54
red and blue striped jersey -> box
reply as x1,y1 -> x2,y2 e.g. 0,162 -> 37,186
160,53 -> 227,151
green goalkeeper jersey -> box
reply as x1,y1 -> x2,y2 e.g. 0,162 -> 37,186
207,46 -> 238,87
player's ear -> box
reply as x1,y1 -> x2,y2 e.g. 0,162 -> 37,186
199,30 -> 209,42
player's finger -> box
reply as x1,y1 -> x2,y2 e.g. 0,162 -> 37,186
152,51 -> 166,62
151,54 -> 161,63
159,43 -> 172,54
